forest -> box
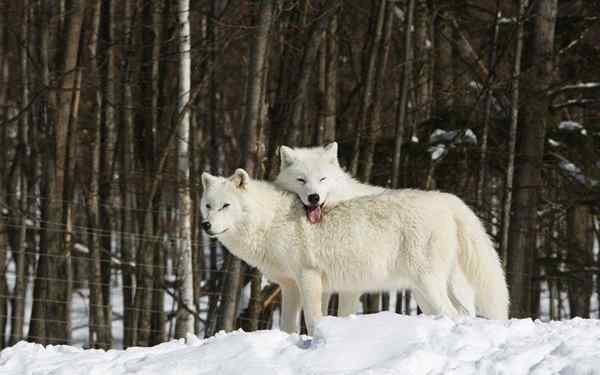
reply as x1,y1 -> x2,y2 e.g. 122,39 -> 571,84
0,0 -> 599,349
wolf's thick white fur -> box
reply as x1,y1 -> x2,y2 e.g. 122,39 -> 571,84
274,142 -> 509,320
201,169 -> 508,336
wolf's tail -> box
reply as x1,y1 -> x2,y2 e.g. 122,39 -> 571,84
446,195 -> 510,319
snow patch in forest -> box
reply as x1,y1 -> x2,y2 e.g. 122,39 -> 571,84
429,129 -> 477,145
559,121 -> 587,135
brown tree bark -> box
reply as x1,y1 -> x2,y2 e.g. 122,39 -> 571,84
566,204 -> 594,317
133,0 -> 160,346
316,14 -> 337,145
28,0 -> 51,344
391,0 -> 415,188
476,4 -> 501,211
0,6 -> 8,347
506,0 -> 558,318
9,1 -> 30,345
118,0 -> 135,348
45,0 -> 87,344
413,0 -> 431,127
360,0 -> 394,183
239,0 -> 274,333
350,0 -> 387,176
97,0 -> 115,341
433,2 -> 453,116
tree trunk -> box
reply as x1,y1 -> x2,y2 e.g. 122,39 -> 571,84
86,118 -> 108,348
285,2 -> 338,146
316,14 -> 337,145
97,0 -> 115,341
476,4 -> 501,211
500,0 -> 526,266
360,0 -> 394,183
133,0 -> 159,346
28,0 -> 51,344
118,0 -> 135,348
391,0 -> 415,188
45,0 -> 86,344
9,2 -> 30,345
433,2 -> 453,116
0,6 -> 8,348
174,0 -> 195,338
567,204 -> 594,317
350,0 -> 387,176
413,0 -> 431,127
506,0 -> 558,318
242,0 -> 274,332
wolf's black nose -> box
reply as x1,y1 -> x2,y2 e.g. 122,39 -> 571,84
308,193 -> 320,205
201,221 -> 211,231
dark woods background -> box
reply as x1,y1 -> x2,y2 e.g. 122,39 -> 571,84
0,0 -> 599,349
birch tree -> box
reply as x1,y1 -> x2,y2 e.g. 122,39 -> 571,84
175,0 -> 195,338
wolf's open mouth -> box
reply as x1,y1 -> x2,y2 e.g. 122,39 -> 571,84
305,204 -> 324,224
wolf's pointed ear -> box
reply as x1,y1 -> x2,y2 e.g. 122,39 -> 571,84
201,172 -> 216,190
323,142 -> 339,165
231,168 -> 250,190
279,145 -> 296,169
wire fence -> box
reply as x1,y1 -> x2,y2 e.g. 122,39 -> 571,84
0,211 -> 599,350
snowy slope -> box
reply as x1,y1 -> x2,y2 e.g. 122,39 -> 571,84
2,312 -> 600,375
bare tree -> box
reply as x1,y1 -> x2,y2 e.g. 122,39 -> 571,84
316,13 -> 337,145
9,0 -> 30,345
174,0 -> 195,338
117,0 -> 136,347
44,0 -> 87,344
350,0 -> 388,176
506,0 -> 558,318
500,0 -> 527,264
391,0 -> 415,189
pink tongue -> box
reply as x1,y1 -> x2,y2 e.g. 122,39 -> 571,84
307,206 -> 322,224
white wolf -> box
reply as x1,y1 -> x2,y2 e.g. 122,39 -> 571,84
275,142 -> 509,319
200,169 -> 509,336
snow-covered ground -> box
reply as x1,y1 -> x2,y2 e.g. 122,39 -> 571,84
2,312 -> 600,375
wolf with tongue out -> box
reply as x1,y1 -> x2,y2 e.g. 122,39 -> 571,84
274,142 -> 385,225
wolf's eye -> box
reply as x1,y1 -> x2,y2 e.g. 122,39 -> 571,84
297,178 -> 306,184
221,203 -> 230,210
320,177 -> 327,182
206,204 -> 211,210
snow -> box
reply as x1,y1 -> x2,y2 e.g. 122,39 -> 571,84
498,17 -> 517,24
428,144 -> 447,161
559,121 -> 587,135
548,139 -> 562,147
429,129 -> 477,145
3,313 -> 600,375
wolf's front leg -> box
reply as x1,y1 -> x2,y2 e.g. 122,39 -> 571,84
337,292 -> 362,316
298,269 -> 323,336
280,283 -> 302,334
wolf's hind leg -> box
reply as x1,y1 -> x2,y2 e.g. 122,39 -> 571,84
337,292 -> 362,316
411,290 -> 434,315
417,275 -> 459,318
448,268 -> 475,316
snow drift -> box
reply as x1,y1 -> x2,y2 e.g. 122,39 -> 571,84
2,312 -> 600,375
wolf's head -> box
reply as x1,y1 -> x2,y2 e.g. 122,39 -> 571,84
200,169 -> 249,238
275,142 -> 341,224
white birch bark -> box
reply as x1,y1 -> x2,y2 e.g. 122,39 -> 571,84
175,0 -> 194,338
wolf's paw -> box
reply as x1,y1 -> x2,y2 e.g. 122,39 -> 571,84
296,336 -> 325,349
